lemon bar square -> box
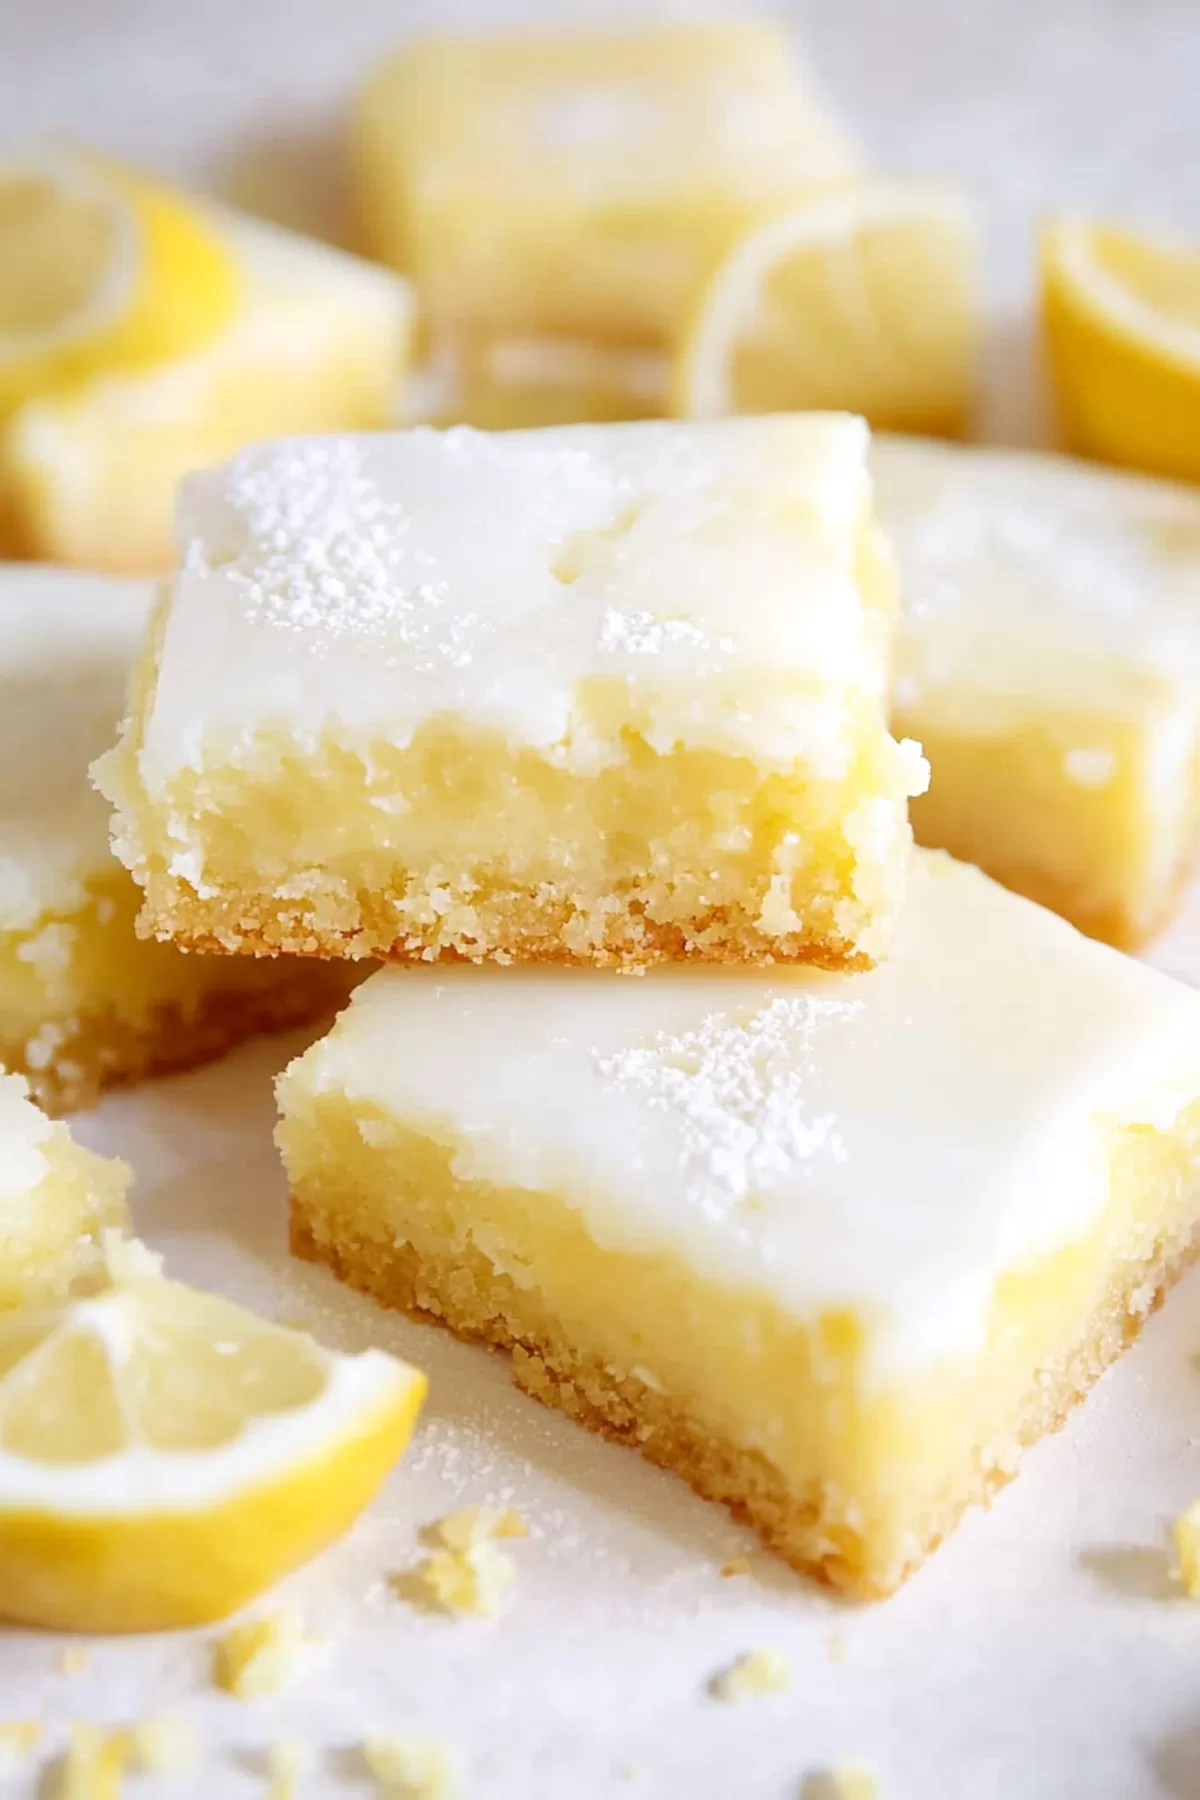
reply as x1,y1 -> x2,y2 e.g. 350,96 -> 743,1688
0,1071 -> 129,1308
873,436 -> 1200,948
96,415 -> 925,972
278,850 -> 1200,1599
0,566 -> 353,1115
353,21 -> 859,347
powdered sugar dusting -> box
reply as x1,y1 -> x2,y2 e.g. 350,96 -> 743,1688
191,438 -> 479,666
137,416 -> 888,790
594,996 -> 859,1217
598,607 -> 731,656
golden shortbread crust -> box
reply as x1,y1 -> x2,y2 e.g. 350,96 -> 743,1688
4,967 -> 354,1117
138,878 -> 874,974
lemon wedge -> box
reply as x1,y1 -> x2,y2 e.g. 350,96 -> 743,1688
671,180 -> 980,435
1042,217 -> 1200,482
0,1253 -> 426,1632
0,151 -> 240,416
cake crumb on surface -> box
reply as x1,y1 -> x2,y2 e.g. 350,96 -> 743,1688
431,1505 -> 528,1551
0,1722 -> 40,1774
801,1763 -> 879,1799
414,1540 -> 516,1616
1173,1500 -> 1200,1595
719,1555 -> 751,1578
827,1630 -> 848,1662
362,1731 -> 458,1797
708,1648 -> 791,1702
127,1715 -> 199,1777
55,1721 -> 129,1800
56,1647 -> 90,1675
213,1608 -> 308,1699
266,1736 -> 315,1800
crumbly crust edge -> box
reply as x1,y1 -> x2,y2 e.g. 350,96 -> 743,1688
135,879 -> 876,973
290,1201 -> 1200,1598
2,965 -> 355,1117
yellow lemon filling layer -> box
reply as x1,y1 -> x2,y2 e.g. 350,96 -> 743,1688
284,1095 -> 1200,1598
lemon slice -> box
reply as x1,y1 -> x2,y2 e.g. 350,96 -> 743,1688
0,152 -> 240,415
0,1253 -> 426,1632
1042,217 -> 1200,483
671,180 -> 980,435
1,210 -> 410,571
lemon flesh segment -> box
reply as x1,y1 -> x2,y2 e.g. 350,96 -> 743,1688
672,181 -> 981,436
0,154 -> 241,416
0,1274 -> 426,1632
1042,218 -> 1200,483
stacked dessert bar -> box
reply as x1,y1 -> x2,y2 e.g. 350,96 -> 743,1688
98,416 -> 1200,1599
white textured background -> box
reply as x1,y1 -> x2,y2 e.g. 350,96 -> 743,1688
3,4 -> 1200,1796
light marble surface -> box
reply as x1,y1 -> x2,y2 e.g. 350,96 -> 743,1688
2,4 -> 1200,1795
